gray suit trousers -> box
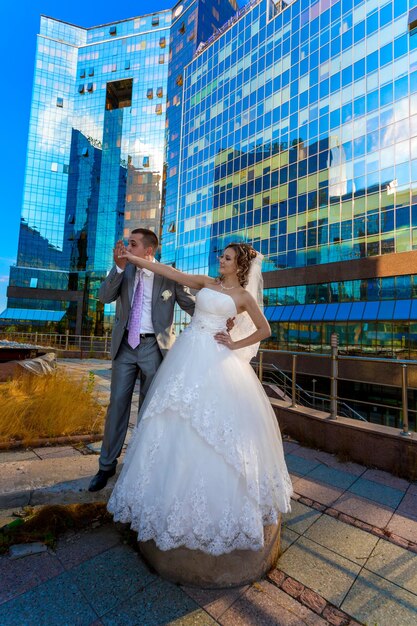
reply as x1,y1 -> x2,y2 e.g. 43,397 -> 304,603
99,334 -> 162,471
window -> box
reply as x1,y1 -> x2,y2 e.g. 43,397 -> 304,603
157,87 -> 163,98
29,278 -> 38,288
87,83 -> 93,92
50,162 -> 58,172
409,7 -> 417,32
176,75 -> 183,86
155,104 -> 162,115
147,88 -> 153,99
143,156 -> 150,167
152,15 -> 159,26
125,59 -> 130,70
56,97 -> 63,107
106,78 -> 133,110
79,69 -> 85,78
159,54 -> 165,64
111,63 -> 117,72
88,67 -> 94,76
78,84 -> 85,94
168,222 -> 176,233
159,36 -> 166,48
109,25 -> 117,35
179,22 -> 185,34
82,148 -> 89,157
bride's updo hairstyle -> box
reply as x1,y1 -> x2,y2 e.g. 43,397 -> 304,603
224,242 -> 257,287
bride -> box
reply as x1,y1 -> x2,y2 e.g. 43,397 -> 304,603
107,242 -> 292,556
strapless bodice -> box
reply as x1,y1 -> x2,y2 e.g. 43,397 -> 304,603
188,288 -> 237,334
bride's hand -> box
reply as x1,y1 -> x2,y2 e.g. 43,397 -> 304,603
214,331 -> 236,350
119,249 -> 142,266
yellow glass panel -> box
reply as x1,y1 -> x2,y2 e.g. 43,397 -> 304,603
297,177 -> 307,194
278,184 -> 288,201
341,202 -> 352,220
367,193 -> 379,210
353,197 -> 365,215
297,212 -> 307,228
287,216 -> 297,232
329,206 -> 341,224
396,230 -> 411,252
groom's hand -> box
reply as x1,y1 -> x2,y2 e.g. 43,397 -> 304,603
226,317 -> 235,332
114,240 -> 127,270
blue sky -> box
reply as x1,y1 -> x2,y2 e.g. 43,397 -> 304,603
0,0 -> 173,313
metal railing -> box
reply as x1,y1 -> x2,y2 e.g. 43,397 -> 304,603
255,354 -> 368,423
0,331 -> 111,355
255,337 -> 416,437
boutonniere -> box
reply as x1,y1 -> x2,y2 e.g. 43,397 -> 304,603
161,289 -> 172,301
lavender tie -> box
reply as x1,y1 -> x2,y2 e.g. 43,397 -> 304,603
128,270 -> 144,349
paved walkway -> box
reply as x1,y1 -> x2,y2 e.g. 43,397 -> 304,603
1,359 -> 417,625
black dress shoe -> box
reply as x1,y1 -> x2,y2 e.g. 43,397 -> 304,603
88,468 -> 116,492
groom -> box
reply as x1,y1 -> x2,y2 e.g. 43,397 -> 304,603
88,228 -> 195,492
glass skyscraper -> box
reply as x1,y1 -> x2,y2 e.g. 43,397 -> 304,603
175,0 -> 417,357
2,2 -> 236,334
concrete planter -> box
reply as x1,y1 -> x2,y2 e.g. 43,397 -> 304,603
138,517 -> 281,589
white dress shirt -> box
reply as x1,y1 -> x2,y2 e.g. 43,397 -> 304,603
117,261 -> 155,334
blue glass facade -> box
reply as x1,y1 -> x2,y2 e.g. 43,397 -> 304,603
161,0 -> 237,265
174,0 -> 417,357
4,12 -> 172,333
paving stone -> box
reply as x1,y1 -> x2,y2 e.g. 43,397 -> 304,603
267,569 -> 286,587
332,492 -> 395,529
0,550 -> 64,605
365,537 -> 417,594
408,483 -> 417,496
395,491 -> 417,519
283,441 -> 300,454
306,465 -> 358,490
282,500 -> 322,535
280,527 -> 300,554
293,477 -> 344,507
285,454 -> 322,477
69,544 -> 156,616
168,610 -> 219,625
100,578 -> 202,626
348,477 -> 405,509
277,536 -> 361,607
86,442 -> 102,454
322,605 -> 350,626
362,468 -> 410,491
218,580 -> 328,625
289,447 -> 332,463
281,577 -> 304,598
182,584 -> 249,620
304,514 -> 379,565
0,450 -> 38,463
9,542 -> 47,559
299,588 -> 327,614
0,570 -> 97,626
32,446 -> 82,459
386,512 -> 417,544
55,524 -> 121,570
341,569 -> 417,626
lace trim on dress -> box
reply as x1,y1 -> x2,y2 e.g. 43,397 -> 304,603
108,365 -> 293,555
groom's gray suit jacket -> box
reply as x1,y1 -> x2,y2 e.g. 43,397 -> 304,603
99,262 -> 195,359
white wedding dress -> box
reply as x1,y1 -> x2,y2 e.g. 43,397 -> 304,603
107,288 -> 292,556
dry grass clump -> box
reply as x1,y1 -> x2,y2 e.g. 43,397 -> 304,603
0,503 -> 111,553
0,371 -> 105,444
